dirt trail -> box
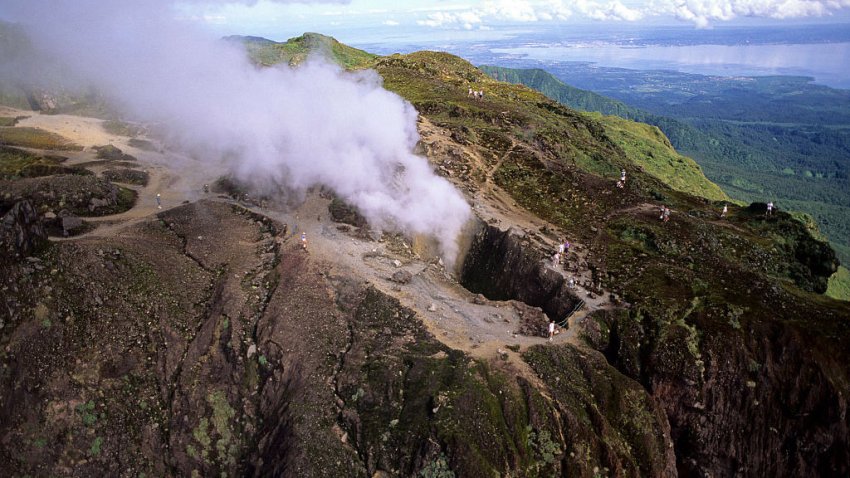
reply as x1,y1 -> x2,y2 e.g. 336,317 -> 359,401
5,108 -> 218,240
16,109 -> 601,368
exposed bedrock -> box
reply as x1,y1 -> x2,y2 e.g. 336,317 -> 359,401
586,309 -> 850,477
460,222 -> 581,322
0,199 -> 47,261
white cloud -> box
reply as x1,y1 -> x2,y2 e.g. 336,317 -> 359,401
652,0 -> 850,26
414,0 -> 849,28
418,11 -> 483,29
481,0 -> 543,22
382,19 -> 400,26
576,0 -> 644,21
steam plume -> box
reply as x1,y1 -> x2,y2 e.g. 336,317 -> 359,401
0,0 -> 472,261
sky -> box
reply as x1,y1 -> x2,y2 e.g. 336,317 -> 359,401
177,0 -> 850,42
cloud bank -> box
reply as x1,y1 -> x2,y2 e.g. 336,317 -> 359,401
657,0 -> 850,27
416,0 -> 849,28
1,0 -> 472,261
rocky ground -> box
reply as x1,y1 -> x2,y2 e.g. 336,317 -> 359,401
1,58 -> 849,478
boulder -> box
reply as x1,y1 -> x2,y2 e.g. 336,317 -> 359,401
390,270 -> 413,284
0,200 -> 47,261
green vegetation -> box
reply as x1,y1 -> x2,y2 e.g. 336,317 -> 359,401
585,112 -> 727,201
228,32 -> 377,69
207,390 -> 237,464
76,400 -> 98,427
0,116 -> 22,126
0,126 -> 82,150
420,454 -> 455,478
94,144 -> 137,162
89,436 -> 104,456
117,186 -> 138,211
1,146 -> 43,177
128,138 -> 157,151
0,146 -> 86,178
526,426 -> 561,466
482,65 -> 850,264
827,266 -> 850,301
101,120 -> 145,137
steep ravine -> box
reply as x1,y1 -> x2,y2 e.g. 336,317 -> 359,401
460,222 -> 582,322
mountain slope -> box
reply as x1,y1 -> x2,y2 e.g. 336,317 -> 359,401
371,50 -> 848,477
226,32 -> 377,69
478,67 -> 726,202
1,34 -> 848,478
481,64 -> 850,265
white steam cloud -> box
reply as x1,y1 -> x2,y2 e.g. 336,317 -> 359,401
1,0 -> 472,262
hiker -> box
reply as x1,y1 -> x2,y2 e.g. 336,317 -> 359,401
548,320 -> 555,341
557,240 -> 565,256
156,193 -> 161,209
568,277 -> 576,289
552,251 -> 561,265
766,201 -> 774,216
479,90 -> 485,100
659,206 -> 666,221
562,239 -> 571,264
203,184 -> 209,194
468,87 -> 473,98
720,204 -> 728,218
621,169 -> 626,183
300,232 -> 307,251
663,206 -> 670,223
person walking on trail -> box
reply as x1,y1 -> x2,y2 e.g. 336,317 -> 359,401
548,320 -> 556,341
300,232 -> 307,251
156,193 -> 161,209
552,251 -> 561,265
720,204 -> 728,218
468,87 -> 473,98
662,206 -> 670,223
568,277 -> 576,289
621,169 -> 626,183
561,239 -> 571,266
766,201 -> 774,216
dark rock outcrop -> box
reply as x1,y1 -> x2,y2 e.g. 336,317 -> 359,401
461,223 -> 581,322
587,306 -> 850,477
0,200 -> 46,261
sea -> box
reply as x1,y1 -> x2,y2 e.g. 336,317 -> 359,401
353,23 -> 850,89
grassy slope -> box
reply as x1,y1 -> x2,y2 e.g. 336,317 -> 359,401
481,65 -> 850,262
827,266 -> 850,301
481,66 -> 726,202
586,112 -> 727,201
0,127 -> 82,150
228,32 -> 377,69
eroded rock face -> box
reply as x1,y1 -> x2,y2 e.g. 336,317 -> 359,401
587,308 -> 850,477
0,200 -> 47,261
0,201 -> 678,477
460,224 -> 581,322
